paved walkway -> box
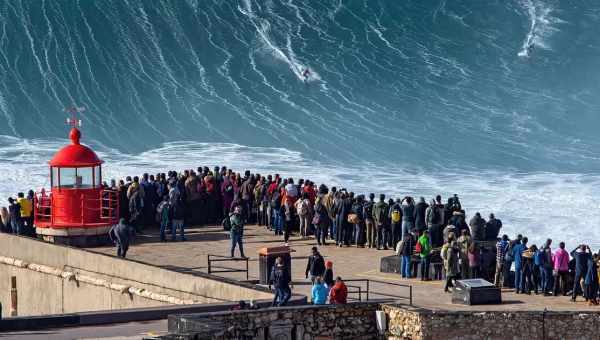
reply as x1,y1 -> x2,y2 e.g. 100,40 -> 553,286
91,224 -> 598,312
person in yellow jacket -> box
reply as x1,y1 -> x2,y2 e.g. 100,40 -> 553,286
17,192 -> 33,235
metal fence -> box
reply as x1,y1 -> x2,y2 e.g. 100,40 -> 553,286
344,279 -> 412,305
207,254 -> 250,281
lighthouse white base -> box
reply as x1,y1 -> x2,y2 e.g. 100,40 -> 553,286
36,225 -> 113,247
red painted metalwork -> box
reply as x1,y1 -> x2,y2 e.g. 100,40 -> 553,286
34,114 -> 119,231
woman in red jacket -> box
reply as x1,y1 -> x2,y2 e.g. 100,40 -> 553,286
329,276 -> 348,304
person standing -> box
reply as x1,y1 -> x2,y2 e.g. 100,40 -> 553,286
109,218 -> 132,258
400,197 -> 416,239
170,188 -> 186,242
571,244 -> 590,302
553,242 -> 569,296
373,194 -> 389,250
311,277 -> 328,305
426,196 -> 444,248
413,197 -> 428,236
314,189 -> 330,246
485,213 -> 502,241
442,237 -> 461,292
7,197 -> 21,235
585,255 -> 599,306
305,247 -> 326,283
329,277 -> 348,304
418,230 -> 432,280
494,235 -> 509,287
351,195 -> 365,247
363,193 -> 376,248
512,237 -> 527,294
468,243 -> 481,279
157,196 -> 171,242
538,239 -> 553,296
457,229 -> 471,279
323,260 -> 334,288
397,232 -> 414,279
229,206 -> 246,258
269,256 -> 292,307
16,192 -> 32,236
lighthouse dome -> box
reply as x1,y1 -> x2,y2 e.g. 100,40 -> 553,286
49,128 -> 103,167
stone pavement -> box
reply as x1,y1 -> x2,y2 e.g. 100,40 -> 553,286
91,224 -> 598,312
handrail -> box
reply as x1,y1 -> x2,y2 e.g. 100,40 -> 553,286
344,279 -> 412,305
33,189 -> 119,226
207,254 -> 249,281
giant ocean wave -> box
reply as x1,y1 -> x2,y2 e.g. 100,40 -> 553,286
1,0 -> 600,247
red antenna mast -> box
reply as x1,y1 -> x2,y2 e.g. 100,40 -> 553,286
65,105 -> 85,128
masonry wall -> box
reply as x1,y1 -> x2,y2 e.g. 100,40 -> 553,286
0,234 -> 272,317
168,303 -> 380,340
383,304 -> 600,340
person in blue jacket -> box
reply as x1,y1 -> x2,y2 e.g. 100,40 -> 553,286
585,254 -> 599,305
571,244 -> 591,302
311,276 -> 329,305
512,237 -> 527,294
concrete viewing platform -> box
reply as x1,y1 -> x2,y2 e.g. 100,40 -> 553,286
91,224 -> 595,313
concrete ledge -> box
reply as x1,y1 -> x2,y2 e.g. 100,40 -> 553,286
0,296 -> 307,332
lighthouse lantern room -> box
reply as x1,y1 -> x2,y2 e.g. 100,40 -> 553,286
34,109 -> 119,246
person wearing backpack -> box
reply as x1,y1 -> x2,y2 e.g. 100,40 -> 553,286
296,192 -> 312,239
363,193 -> 376,248
389,199 -> 403,250
372,194 -> 389,250
426,197 -> 444,247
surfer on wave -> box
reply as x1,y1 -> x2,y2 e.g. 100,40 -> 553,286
302,68 -> 310,82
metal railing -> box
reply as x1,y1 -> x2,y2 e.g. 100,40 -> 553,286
344,279 -> 412,305
207,254 -> 250,281
33,189 -> 119,227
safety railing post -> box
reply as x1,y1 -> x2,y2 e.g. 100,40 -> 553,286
409,285 -> 413,306
358,286 -> 362,302
246,257 -> 249,281
207,255 -> 211,274
366,280 -> 370,301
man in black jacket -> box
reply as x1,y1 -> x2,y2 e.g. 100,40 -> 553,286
414,197 -> 429,235
305,247 -> 326,283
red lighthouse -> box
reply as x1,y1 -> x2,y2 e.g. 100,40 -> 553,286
34,108 -> 119,246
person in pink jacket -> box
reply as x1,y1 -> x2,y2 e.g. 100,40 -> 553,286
552,242 -> 570,296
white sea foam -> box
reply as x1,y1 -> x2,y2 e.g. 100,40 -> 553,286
0,136 -> 598,251
518,0 -> 563,57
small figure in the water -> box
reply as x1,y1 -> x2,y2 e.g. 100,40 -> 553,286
527,43 -> 534,54
302,68 -> 310,81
